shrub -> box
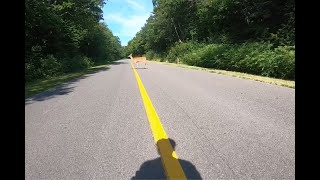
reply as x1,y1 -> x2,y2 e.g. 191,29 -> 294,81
62,55 -> 93,72
178,42 -> 294,80
145,50 -> 155,60
25,54 -> 62,82
166,42 -> 205,63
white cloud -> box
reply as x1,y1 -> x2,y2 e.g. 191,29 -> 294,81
103,0 -> 152,45
105,13 -> 150,37
126,0 -> 146,11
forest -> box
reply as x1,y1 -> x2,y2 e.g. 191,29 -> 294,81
125,0 -> 295,80
25,0 -> 295,83
25,0 -> 124,83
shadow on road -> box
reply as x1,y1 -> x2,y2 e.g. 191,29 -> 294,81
25,66 -> 110,105
25,60 -> 134,105
132,138 -> 202,180
131,67 -> 148,69
106,60 -> 128,65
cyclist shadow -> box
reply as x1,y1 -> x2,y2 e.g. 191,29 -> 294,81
131,138 -> 202,180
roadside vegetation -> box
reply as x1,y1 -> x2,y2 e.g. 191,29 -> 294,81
25,0 -> 124,85
125,0 -> 295,81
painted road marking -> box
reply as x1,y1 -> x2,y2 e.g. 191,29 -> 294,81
130,61 -> 187,179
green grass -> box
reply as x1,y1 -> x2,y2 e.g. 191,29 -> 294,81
25,64 -> 109,98
151,59 -> 295,89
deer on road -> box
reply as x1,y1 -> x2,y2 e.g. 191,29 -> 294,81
128,54 -> 147,68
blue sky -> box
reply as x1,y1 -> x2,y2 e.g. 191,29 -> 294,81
102,0 -> 154,46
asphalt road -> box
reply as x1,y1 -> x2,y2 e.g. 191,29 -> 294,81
25,59 -> 295,179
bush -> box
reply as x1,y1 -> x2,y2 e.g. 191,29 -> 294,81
145,50 -> 155,60
266,46 -> 294,79
178,42 -> 295,80
236,44 -> 294,79
25,54 -> 95,83
42,55 -> 63,76
25,54 -> 62,82
181,44 -> 230,68
166,42 -> 205,63
62,55 -> 93,72
149,52 -> 166,62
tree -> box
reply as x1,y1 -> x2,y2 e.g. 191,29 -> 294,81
25,0 -> 123,82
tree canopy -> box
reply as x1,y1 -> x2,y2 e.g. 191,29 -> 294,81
25,0 -> 124,82
126,0 -> 295,56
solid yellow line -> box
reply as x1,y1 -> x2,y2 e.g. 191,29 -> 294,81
129,61 -> 187,180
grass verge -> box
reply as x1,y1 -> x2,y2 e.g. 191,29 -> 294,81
25,64 -> 109,98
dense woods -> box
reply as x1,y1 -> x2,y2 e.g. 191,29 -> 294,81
126,0 -> 295,80
25,0 -> 124,82
25,0 -> 295,82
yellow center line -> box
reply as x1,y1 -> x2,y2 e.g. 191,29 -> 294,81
129,61 -> 187,180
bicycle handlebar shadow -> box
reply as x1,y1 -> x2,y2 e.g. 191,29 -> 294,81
131,138 -> 202,180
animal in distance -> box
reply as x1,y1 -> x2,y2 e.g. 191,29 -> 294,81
128,54 -> 147,68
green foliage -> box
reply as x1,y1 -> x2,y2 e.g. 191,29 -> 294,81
166,42 -> 205,63
25,54 -> 63,82
145,51 -> 166,62
146,51 -> 156,60
181,44 -> 227,68
178,42 -> 294,80
25,0 -> 123,83
61,55 -> 94,73
125,31 -> 147,56
127,0 -> 294,51
125,0 -> 295,80
81,23 -> 123,64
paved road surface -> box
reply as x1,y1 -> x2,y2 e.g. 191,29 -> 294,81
25,59 -> 295,179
